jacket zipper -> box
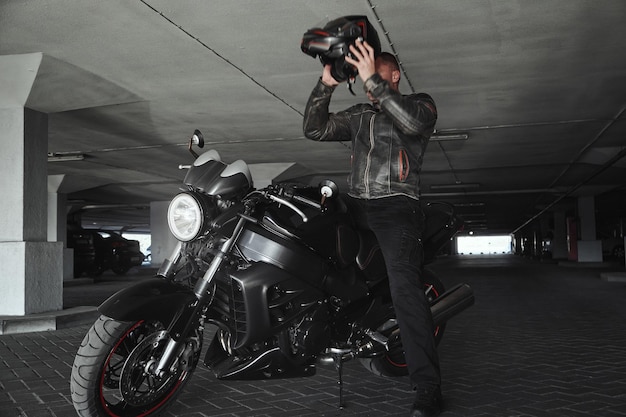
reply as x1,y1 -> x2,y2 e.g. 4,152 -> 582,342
364,114 -> 376,196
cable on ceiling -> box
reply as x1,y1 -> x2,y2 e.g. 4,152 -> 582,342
512,142 -> 626,235
367,0 -> 461,184
139,0 -> 302,116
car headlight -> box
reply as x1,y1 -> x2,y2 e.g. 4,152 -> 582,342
167,192 -> 206,241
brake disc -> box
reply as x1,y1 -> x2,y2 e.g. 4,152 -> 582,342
118,330 -> 180,407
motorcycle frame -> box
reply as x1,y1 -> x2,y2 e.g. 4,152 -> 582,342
99,214 -> 251,374
96,184 -> 474,382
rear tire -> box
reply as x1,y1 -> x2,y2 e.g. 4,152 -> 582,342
70,315 -> 201,417
360,270 -> 445,377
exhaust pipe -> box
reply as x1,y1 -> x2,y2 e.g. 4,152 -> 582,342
431,283 -> 474,327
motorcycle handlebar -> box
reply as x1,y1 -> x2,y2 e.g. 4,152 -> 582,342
246,186 -> 310,223
247,183 -> 331,223
267,194 -> 309,223
291,194 -> 322,210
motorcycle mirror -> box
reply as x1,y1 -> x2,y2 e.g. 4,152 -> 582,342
319,180 -> 338,206
192,129 -> 205,148
319,180 -> 338,198
188,129 -> 205,159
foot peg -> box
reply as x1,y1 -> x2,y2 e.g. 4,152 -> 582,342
364,329 -> 389,350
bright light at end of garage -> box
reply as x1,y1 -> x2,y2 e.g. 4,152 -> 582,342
457,235 -> 513,255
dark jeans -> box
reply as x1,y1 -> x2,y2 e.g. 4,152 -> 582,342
349,195 -> 441,390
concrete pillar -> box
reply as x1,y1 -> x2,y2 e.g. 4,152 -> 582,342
47,175 -> 66,243
48,175 -> 74,280
0,54 -> 63,315
150,201 -> 177,266
551,211 -> 568,260
577,195 -> 602,262
536,226 -> 544,258
249,162 -> 295,189
451,235 -> 459,255
513,234 -> 523,255
0,108 -> 63,314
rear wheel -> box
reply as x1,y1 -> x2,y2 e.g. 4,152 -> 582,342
360,270 -> 445,377
71,315 -> 201,417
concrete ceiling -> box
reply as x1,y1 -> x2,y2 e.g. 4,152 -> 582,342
2,0 -> 625,235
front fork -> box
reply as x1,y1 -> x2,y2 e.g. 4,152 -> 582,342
156,241 -> 183,278
154,214 -> 250,377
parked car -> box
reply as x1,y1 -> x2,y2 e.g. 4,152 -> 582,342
67,227 -> 96,278
597,216 -> 625,263
602,235 -> 625,262
68,229 -> 144,277
89,231 -> 145,276
143,245 -> 152,265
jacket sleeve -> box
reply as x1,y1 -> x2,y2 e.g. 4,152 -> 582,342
363,73 -> 437,136
303,79 -> 352,142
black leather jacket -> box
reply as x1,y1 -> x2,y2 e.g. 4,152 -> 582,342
303,73 -> 437,200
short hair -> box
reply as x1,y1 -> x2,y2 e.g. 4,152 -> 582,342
377,52 -> 400,71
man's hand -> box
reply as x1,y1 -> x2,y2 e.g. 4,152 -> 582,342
345,39 -> 376,83
321,64 -> 340,87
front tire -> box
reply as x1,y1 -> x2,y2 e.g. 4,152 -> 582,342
71,316 -> 201,417
360,270 -> 445,377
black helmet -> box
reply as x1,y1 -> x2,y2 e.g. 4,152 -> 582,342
301,15 -> 381,82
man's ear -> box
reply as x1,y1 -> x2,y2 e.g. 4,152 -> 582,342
392,70 -> 401,83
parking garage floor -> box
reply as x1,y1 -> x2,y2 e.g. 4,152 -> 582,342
1,255 -> 626,417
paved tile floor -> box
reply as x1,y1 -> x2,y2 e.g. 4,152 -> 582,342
1,255 -> 626,417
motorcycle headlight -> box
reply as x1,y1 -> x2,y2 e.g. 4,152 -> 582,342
167,192 -> 207,241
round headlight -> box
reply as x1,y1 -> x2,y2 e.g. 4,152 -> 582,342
167,193 -> 204,241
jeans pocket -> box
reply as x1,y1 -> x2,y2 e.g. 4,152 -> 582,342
398,230 -> 422,263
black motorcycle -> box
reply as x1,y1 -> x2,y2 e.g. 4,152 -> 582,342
70,130 -> 474,417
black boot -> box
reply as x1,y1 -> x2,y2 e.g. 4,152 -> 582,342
409,385 -> 443,417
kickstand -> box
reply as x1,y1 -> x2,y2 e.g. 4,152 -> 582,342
330,348 -> 351,409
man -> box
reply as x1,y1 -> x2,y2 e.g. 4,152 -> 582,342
303,39 -> 442,417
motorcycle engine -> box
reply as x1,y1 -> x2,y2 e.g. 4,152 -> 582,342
293,320 -> 330,358
283,306 -> 331,362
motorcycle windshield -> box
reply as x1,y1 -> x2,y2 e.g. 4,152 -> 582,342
183,154 -> 252,199
183,159 -> 227,194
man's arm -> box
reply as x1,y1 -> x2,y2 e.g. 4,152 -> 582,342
345,39 -> 437,136
303,75 -> 352,142
364,74 -> 437,136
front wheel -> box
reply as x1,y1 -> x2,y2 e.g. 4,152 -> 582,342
360,270 -> 445,377
70,316 -> 201,417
